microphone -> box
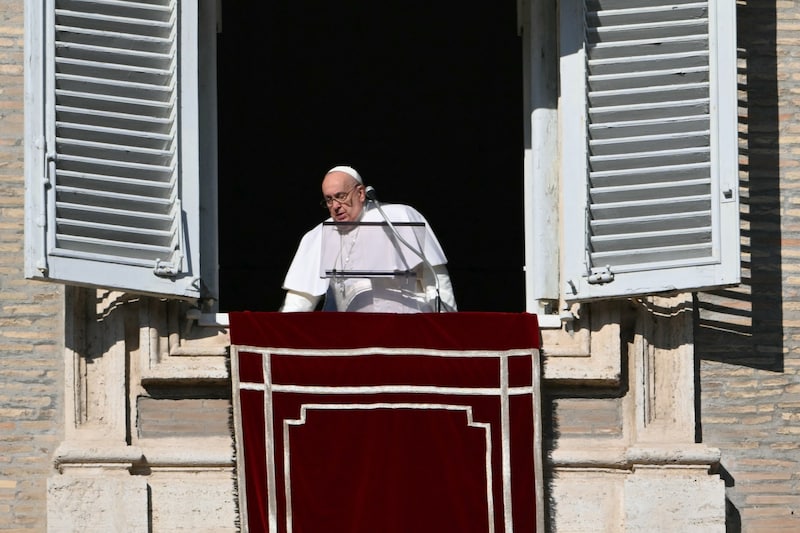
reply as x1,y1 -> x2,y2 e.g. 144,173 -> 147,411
366,186 -> 442,312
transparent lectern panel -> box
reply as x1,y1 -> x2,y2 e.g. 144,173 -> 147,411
319,221 -> 427,278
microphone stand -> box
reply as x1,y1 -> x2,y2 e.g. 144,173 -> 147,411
365,187 -> 442,312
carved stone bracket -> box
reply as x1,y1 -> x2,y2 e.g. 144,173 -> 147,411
138,298 -> 230,385
542,301 -> 624,385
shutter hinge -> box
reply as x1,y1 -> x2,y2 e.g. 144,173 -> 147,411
153,199 -> 185,277
154,257 -> 180,277
36,143 -> 55,275
587,265 -> 614,284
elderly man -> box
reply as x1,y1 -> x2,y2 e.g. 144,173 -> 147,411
280,165 -> 457,312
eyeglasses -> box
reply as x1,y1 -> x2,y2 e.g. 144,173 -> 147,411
321,186 -> 358,207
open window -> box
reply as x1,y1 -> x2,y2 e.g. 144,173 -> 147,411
25,1 -> 739,312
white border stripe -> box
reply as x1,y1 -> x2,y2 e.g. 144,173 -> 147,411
239,383 -> 534,396
283,403 -> 496,533
262,354 -> 278,533
500,355 -> 514,532
233,345 -> 536,358
229,346 -> 250,533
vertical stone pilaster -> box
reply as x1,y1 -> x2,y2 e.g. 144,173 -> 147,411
631,294 -> 696,443
63,287 -> 132,443
624,294 -> 725,532
48,287 -> 147,532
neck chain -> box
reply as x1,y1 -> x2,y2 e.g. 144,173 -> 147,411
334,225 -> 360,296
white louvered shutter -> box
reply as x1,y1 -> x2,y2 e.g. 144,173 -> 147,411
560,0 -> 739,301
25,0 -> 207,299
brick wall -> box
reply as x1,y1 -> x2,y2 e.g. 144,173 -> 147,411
0,2 -> 64,531
137,397 -> 232,439
696,1 -> 800,531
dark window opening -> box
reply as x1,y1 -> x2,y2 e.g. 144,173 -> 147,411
218,2 -> 524,312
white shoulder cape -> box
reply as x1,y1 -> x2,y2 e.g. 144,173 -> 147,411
282,203 -> 448,297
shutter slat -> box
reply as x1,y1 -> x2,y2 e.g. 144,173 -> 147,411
589,162 -> 711,185
591,227 -> 711,252
54,90 -> 174,113
56,186 -> 174,207
55,45 -> 174,71
56,218 -> 174,245
591,86 -> 709,109
590,194 -> 711,219
56,73 -> 173,101
56,105 -> 172,129
589,115 -> 709,139
590,177 -> 711,203
56,121 -> 172,149
55,41 -> 174,62
589,69 -> 709,91
56,137 -> 174,164
57,162 -> 171,183
55,25 -> 174,50
56,207 -> 175,251
55,16 -> 172,34
57,202 -> 173,226
591,210 -> 711,235
55,234 -> 175,261
590,101 -> 709,123
590,242 -> 713,267
591,68 -> 708,84
56,153 -> 173,174
56,204 -> 173,228
589,20 -> 707,43
57,171 -> 172,197
589,47 -> 708,75
589,5 -> 708,25
590,130 -> 710,155
589,147 -> 710,172
590,0 -> 703,10
56,56 -> 171,83
56,1 -> 173,19
587,34 -> 708,60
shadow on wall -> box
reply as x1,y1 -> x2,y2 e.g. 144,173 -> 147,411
717,464 -> 742,533
694,2 -> 782,373
694,3 -> 780,533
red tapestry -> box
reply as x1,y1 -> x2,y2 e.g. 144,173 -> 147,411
229,312 -> 542,533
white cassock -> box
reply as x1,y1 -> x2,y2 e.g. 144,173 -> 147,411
281,203 -> 457,313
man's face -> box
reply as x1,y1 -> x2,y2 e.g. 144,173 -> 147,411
321,172 -> 366,222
